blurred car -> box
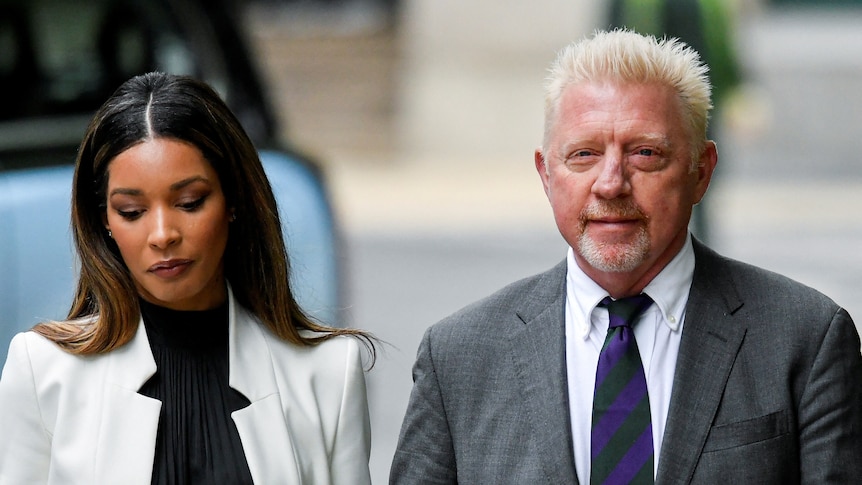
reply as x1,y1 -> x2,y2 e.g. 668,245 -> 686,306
0,0 -> 343,364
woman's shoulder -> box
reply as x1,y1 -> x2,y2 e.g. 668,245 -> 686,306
266,331 -> 363,382
7,330 -> 76,365
2,329 -> 104,396
231,303 -> 369,382
7,321 -> 110,366
235,305 -> 359,357
272,329 -> 362,365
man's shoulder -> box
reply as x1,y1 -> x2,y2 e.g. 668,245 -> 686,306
694,241 -> 842,314
428,260 -> 567,340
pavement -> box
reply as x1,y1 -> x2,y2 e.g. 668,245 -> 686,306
248,2 -> 862,482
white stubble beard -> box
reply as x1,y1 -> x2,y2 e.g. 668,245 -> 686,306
577,224 -> 650,272
575,199 -> 651,273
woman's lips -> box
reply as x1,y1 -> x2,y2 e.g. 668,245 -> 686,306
148,259 -> 193,278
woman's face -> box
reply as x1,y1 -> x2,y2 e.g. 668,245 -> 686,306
104,138 -> 232,311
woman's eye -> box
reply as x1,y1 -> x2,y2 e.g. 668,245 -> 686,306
117,209 -> 143,221
178,196 -> 206,211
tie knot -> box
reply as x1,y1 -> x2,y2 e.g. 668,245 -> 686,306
600,294 -> 654,329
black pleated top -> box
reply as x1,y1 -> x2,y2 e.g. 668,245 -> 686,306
137,299 -> 254,485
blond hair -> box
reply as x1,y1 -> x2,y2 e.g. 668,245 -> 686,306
542,29 -> 712,166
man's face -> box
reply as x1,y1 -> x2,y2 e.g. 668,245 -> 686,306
535,81 -> 716,295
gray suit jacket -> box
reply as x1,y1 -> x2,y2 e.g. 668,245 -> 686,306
390,240 -> 862,484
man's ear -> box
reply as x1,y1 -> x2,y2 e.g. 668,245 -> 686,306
535,148 -> 551,197
693,140 -> 718,204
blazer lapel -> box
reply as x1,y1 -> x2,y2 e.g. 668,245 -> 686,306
96,320 -> 162,485
509,261 -> 580,484
227,290 -> 302,484
656,241 -> 747,484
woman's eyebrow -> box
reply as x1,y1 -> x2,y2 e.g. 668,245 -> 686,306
108,176 -> 210,197
169,175 -> 209,191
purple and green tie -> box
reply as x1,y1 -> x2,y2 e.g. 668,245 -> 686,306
591,294 -> 655,485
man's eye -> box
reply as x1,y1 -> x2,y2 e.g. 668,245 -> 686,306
636,148 -> 655,156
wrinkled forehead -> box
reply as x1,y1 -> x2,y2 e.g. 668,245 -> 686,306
550,80 -> 687,128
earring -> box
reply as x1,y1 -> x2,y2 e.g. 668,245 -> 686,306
107,229 -> 112,238
229,212 -> 237,222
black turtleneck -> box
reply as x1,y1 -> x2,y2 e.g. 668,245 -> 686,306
137,299 -> 253,485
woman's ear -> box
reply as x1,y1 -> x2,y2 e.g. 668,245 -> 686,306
102,208 -> 114,238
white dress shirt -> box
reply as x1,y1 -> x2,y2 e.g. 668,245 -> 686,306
565,234 -> 695,483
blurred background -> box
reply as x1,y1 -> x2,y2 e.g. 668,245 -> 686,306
244,0 -> 862,480
3,0 -> 862,482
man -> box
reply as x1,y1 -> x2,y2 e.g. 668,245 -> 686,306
390,30 -> 862,484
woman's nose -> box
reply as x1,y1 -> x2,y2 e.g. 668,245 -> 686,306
147,208 -> 181,249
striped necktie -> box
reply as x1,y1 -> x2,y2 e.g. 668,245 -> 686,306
591,294 -> 655,485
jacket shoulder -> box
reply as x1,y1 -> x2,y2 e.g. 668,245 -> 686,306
4,330 -> 92,374
692,242 -> 849,339
253,317 -> 365,381
694,241 -> 842,314
429,260 -> 566,341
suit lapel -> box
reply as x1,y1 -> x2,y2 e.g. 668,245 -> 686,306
227,290 -> 302,484
656,241 -> 747,484
93,288 -> 302,483
96,320 -> 162,485
510,261 -> 580,484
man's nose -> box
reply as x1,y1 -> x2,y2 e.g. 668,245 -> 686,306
592,152 -> 631,199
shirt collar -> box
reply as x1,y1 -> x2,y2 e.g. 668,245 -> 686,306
566,233 -> 695,339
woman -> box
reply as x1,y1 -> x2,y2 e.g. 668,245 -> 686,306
0,72 -> 375,484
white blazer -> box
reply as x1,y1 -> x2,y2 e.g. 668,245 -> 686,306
0,289 -> 372,485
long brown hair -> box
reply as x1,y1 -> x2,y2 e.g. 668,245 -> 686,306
33,72 -> 375,363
